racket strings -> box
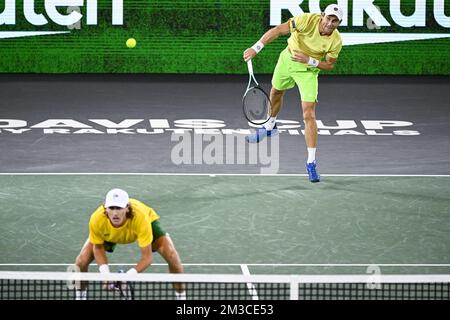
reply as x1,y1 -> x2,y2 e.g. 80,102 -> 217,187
243,60 -> 271,125
243,87 -> 271,124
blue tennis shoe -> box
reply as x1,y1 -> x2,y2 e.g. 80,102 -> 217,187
306,161 -> 320,183
245,124 -> 278,143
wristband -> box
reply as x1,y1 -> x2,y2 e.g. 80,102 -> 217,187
99,264 -> 110,274
308,57 -> 320,67
251,40 -> 264,54
127,268 -> 138,274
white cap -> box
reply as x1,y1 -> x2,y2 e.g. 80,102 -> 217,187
104,188 -> 129,208
324,4 -> 344,21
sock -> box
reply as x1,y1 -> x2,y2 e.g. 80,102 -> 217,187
307,148 -> 316,164
76,290 -> 87,300
175,291 -> 187,300
263,117 -> 277,131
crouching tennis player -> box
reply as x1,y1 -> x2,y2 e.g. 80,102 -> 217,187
74,188 -> 186,300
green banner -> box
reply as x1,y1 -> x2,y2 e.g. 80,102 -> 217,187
1,0 -> 449,74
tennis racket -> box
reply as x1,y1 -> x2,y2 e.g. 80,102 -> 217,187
113,269 -> 135,300
242,59 -> 272,125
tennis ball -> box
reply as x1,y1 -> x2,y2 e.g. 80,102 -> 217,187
126,38 -> 136,48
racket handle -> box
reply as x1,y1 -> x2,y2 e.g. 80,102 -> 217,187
247,59 -> 254,76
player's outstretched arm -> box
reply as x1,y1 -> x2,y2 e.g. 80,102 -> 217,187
93,244 -> 108,269
131,245 -> 152,273
243,21 -> 290,62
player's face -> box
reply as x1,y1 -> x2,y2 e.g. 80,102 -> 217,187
320,14 -> 340,35
105,206 -> 128,227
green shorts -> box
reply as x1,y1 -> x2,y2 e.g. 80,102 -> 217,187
271,47 -> 320,103
104,220 -> 167,253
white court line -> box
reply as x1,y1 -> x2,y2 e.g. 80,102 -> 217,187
2,263 -> 450,267
0,173 -> 449,177
240,264 -> 259,300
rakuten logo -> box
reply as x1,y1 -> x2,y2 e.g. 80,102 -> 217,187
271,0 -> 450,27
0,0 -> 123,26
270,0 -> 450,46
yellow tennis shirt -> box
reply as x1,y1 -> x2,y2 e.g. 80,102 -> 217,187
89,198 -> 160,247
287,13 -> 342,61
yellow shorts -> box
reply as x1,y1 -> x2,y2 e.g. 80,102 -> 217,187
271,47 -> 320,102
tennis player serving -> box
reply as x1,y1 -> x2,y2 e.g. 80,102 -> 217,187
243,4 -> 343,183
74,188 -> 186,300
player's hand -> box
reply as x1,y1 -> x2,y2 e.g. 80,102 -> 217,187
291,51 -> 309,64
243,48 -> 256,62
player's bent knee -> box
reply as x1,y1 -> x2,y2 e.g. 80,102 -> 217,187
155,237 -> 177,256
271,88 -> 285,96
75,251 -> 94,270
163,249 -> 183,271
165,247 -> 181,263
75,255 -> 88,269
303,111 -> 316,122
